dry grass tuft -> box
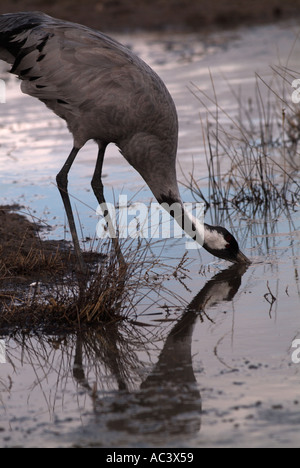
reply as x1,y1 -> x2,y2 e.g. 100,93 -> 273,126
0,206 -> 190,332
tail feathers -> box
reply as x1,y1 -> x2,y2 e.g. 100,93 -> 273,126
0,12 -> 49,62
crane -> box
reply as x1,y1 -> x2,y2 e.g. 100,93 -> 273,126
0,12 -> 250,271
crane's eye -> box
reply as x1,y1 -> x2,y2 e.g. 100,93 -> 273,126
225,234 -> 232,248
225,234 -> 232,241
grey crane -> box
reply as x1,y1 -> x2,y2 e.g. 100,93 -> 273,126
0,11 -> 250,270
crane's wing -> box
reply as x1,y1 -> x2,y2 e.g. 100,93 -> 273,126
0,12 -> 149,113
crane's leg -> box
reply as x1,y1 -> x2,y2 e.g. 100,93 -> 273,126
91,143 -> 126,272
56,147 -> 87,274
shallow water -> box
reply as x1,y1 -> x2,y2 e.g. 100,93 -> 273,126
0,21 -> 300,448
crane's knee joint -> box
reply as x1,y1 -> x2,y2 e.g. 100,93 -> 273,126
91,178 -> 104,194
56,171 -> 68,191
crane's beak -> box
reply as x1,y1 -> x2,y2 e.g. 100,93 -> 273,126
235,250 -> 251,264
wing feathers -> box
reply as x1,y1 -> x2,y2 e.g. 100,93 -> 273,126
0,12 -> 177,150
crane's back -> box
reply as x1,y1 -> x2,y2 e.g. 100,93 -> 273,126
0,12 -> 178,152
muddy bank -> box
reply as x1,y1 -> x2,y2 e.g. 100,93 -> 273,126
0,205 -> 71,281
0,0 -> 299,32
0,205 -> 102,285
0,205 -> 122,331
0,205 -> 187,332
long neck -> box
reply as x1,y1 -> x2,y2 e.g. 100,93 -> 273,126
146,167 -> 209,250
157,194 -> 206,249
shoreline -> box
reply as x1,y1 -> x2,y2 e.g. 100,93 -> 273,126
0,0 -> 300,33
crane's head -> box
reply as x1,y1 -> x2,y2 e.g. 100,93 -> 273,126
203,225 -> 251,264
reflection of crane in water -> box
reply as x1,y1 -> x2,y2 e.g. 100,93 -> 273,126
72,263 -> 248,443
0,12 -> 250,271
